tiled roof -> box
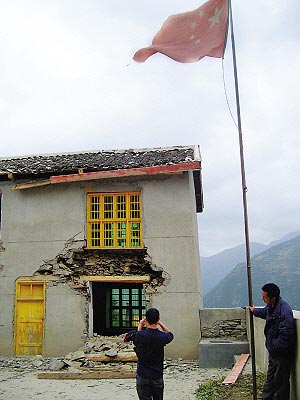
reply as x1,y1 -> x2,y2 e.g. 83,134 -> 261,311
0,146 -> 200,178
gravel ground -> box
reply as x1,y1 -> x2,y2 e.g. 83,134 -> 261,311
0,357 -> 230,400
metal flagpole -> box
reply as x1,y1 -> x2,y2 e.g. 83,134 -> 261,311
228,1 -> 257,399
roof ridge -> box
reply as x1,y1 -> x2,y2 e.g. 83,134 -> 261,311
0,145 -> 197,161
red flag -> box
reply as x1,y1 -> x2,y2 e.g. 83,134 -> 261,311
133,0 -> 228,63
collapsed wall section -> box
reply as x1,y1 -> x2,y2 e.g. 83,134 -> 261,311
34,239 -> 169,299
29,238 -> 170,355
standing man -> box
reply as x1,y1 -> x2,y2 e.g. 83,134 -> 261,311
249,283 -> 296,400
133,307 -> 174,400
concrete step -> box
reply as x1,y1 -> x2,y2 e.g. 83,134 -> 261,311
198,339 -> 249,368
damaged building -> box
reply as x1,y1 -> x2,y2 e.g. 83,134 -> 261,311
0,145 -> 203,359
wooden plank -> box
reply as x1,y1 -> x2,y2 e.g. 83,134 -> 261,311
13,179 -> 51,190
85,354 -> 137,363
222,354 -> 250,385
49,162 -> 200,185
37,370 -> 136,380
80,275 -> 150,283
8,172 -> 15,181
12,162 -> 200,190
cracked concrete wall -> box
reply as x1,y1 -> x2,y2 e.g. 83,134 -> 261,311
0,172 -> 202,358
142,171 -> 202,358
35,244 -> 167,299
0,181 -> 86,356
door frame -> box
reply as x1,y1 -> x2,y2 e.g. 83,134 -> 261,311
14,278 -> 46,356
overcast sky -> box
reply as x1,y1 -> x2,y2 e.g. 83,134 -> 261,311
1,0 -> 300,256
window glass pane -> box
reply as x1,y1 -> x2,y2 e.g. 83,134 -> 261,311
122,309 -> 130,327
117,222 -> 127,247
91,222 -> 101,247
112,291 -> 119,306
104,222 -> 114,246
141,289 -> 146,307
130,195 -> 140,219
122,298 -> 129,306
90,195 -> 101,220
103,196 -> 114,219
112,309 -> 120,327
117,195 -> 126,219
132,309 -> 140,327
130,222 -> 141,247
132,294 -> 139,306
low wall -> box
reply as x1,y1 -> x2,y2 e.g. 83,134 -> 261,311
199,308 -> 249,368
247,309 -> 300,400
200,308 -> 247,340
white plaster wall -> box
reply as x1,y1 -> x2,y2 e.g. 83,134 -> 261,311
142,172 -> 202,358
0,182 -> 87,356
0,172 -> 202,359
44,284 -> 86,356
0,276 -> 15,355
1,183 -> 85,243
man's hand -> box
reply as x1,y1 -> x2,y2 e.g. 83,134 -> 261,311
137,318 -> 147,331
157,320 -> 171,332
249,305 -> 255,313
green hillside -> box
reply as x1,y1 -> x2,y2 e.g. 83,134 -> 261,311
204,235 -> 300,310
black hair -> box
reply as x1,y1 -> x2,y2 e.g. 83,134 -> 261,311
262,283 -> 280,299
146,308 -> 160,324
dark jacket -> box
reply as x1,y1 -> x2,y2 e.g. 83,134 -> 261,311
134,328 -> 174,379
253,297 -> 295,357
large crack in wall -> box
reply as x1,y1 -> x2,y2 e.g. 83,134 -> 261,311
34,237 -> 170,300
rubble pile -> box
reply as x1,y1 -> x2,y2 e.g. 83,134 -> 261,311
0,356 -> 62,371
0,335 -> 207,379
62,334 -> 137,373
0,356 -> 205,379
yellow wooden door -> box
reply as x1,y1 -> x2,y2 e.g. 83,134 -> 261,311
14,280 -> 45,356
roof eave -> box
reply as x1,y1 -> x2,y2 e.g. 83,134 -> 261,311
12,161 -> 201,190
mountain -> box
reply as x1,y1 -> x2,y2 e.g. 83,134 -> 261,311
201,242 -> 267,296
204,235 -> 300,311
201,230 -> 300,296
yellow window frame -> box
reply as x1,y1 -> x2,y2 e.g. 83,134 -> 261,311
86,192 -> 142,249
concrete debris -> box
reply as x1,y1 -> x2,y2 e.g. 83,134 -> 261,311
105,350 -> 118,357
0,335 -> 214,379
0,355 -> 212,379
64,350 -> 86,361
74,334 -> 136,360
49,360 -> 65,371
0,357 -> 63,371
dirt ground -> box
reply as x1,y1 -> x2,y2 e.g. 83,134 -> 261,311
0,359 -> 229,400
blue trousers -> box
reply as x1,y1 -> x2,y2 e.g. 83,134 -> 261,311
136,375 -> 164,400
262,354 -> 292,400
